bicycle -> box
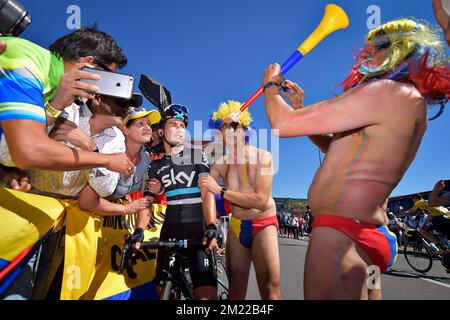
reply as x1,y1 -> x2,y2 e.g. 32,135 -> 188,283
214,235 -> 229,300
402,224 -> 450,274
119,235 -> 229,300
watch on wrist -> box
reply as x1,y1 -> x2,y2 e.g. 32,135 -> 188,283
263,81 -> 282,92
220,187 -> 228,199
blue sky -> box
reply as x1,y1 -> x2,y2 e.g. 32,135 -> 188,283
20,0 -> 449,198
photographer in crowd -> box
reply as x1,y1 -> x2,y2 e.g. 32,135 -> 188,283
1,28 -> 137,300
0,29 -> 132,176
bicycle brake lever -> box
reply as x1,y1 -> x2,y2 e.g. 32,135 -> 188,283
211,249 -> 218,273
119,234 -> 132,274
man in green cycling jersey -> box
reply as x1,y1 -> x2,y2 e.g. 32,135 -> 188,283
0,30 -> 132,176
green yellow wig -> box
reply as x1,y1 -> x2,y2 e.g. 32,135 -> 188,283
208,100 -> 254,131
341,18 -> 449,105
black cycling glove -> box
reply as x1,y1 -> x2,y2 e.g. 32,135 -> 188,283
203,223 -> 218,246
130,227 -> 144,251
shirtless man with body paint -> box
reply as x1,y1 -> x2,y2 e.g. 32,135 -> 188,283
199,101 -> 281,300
262,19 -> 449,299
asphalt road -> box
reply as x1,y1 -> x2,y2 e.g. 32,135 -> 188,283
245,236 -> 450,300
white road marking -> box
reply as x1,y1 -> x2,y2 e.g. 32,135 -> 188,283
387,270 -> 450,289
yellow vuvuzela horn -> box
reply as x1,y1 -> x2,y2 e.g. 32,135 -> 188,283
238,4 -> 349,114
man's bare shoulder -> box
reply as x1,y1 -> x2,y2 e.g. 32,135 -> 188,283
351,80 -> 426,125
360,80 -> 424,104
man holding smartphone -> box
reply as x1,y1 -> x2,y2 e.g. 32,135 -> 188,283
0,28 -> 135,300
0,28 -> 132,176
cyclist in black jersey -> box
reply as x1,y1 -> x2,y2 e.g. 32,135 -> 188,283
131,104 -> 219,300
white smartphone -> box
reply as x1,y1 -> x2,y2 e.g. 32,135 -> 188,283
80,67 -> 134,100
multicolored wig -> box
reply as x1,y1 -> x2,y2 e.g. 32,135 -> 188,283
340,19 -> 449,105
208,100 -> 256,131
208,100 -> 256,143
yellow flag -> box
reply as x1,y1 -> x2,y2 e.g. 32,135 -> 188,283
61,202 -> 166,300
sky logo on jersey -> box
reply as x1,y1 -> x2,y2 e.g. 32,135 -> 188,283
156,165 -> 170,175
161,169 -> 196,188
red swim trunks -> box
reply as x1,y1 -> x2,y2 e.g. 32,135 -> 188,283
312,214 -> 398,273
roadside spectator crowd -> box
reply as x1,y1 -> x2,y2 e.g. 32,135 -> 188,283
277,210 -> 312,240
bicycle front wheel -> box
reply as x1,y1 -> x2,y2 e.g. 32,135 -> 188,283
161,280 -> 176,300
404,238 -> 433,273
215,254 -> 229,300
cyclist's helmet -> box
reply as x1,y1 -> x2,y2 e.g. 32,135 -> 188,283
162,104 -> 189,127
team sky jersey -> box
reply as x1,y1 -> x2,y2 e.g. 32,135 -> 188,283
149,150 -> 167,205
144,147 -> 210,223
0,37 -> 64,139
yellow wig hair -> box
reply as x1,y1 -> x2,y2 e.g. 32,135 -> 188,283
361,19 -> 444,80
209,100 -> 253,131
341,18 -> 449,105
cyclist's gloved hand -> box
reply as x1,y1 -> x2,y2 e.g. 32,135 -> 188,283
204,223 -> 218,241
130,227 -> 144,251
203,223 -> 219,254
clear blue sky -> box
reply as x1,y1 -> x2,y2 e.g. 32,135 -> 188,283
20,0 -> 449,198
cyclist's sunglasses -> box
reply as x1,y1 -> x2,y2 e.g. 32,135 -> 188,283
164,104 -> 189,114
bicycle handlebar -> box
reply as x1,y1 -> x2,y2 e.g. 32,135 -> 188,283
119,236 -> 206,274
140,238 -> 204,250
119,233 -> 224,275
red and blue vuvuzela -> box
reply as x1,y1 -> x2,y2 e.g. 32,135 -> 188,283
238,4 -> 350,114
